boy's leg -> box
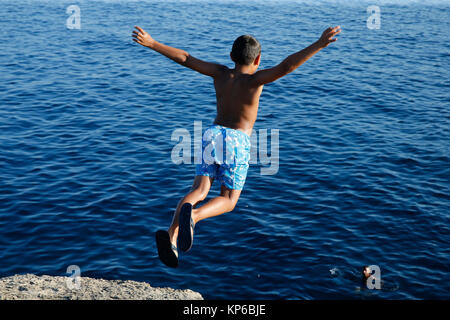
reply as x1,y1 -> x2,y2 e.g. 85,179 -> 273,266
168,175 -> 213,245
192,184 -> 242,224
177,184 -> 241,252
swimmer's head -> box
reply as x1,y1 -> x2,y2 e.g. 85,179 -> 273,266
362,266 -> 371,279
230,35 -> 261,71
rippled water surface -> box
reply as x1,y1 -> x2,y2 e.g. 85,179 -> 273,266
0,0 -> 449,299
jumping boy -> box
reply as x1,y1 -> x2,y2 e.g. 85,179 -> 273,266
132,25 -> 341,268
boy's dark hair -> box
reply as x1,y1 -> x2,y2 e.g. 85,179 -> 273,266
231,35 -> 261,66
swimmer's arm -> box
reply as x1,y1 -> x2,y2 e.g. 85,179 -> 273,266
249,26 -> 341,86
132,26 -> 226,78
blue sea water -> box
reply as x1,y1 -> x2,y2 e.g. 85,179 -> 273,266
0,0 -> 449,299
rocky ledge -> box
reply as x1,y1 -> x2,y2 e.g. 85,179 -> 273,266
0,274 -> 203,300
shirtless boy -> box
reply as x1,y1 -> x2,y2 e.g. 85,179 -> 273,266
132,25 -> 341,268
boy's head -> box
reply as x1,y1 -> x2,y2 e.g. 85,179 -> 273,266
230,35 -> 261,70
362,266 -> 371,279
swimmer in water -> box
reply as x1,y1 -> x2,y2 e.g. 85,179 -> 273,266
361,265 -> 386,290
362,265 -> 372,281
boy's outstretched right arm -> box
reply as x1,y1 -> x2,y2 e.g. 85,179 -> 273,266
250,26 -> 341,86
132,26 -> 225,78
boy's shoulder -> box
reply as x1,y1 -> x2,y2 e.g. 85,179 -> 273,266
216,64 -> 231,76
215,65 -> 257,83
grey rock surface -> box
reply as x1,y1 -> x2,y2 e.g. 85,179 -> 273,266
0,274 -> 203,300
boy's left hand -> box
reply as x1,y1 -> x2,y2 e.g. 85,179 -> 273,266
317,26 -> 341,48
132,26 -> 155,48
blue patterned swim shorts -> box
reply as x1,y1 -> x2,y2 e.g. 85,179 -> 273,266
195,124 -> 251,190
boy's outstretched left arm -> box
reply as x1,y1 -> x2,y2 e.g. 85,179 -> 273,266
132,26 -> 226,78
249,26 -> 341,86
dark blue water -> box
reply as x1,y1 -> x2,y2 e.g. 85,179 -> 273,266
0,0 -> 449,299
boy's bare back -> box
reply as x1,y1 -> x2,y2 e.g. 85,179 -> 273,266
213,69 -> 263,136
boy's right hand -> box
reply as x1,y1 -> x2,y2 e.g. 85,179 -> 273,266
317,26 -> 341,48
132,26 -> 155,48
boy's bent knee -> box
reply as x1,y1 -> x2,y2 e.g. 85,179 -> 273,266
227,197 -> 239,212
